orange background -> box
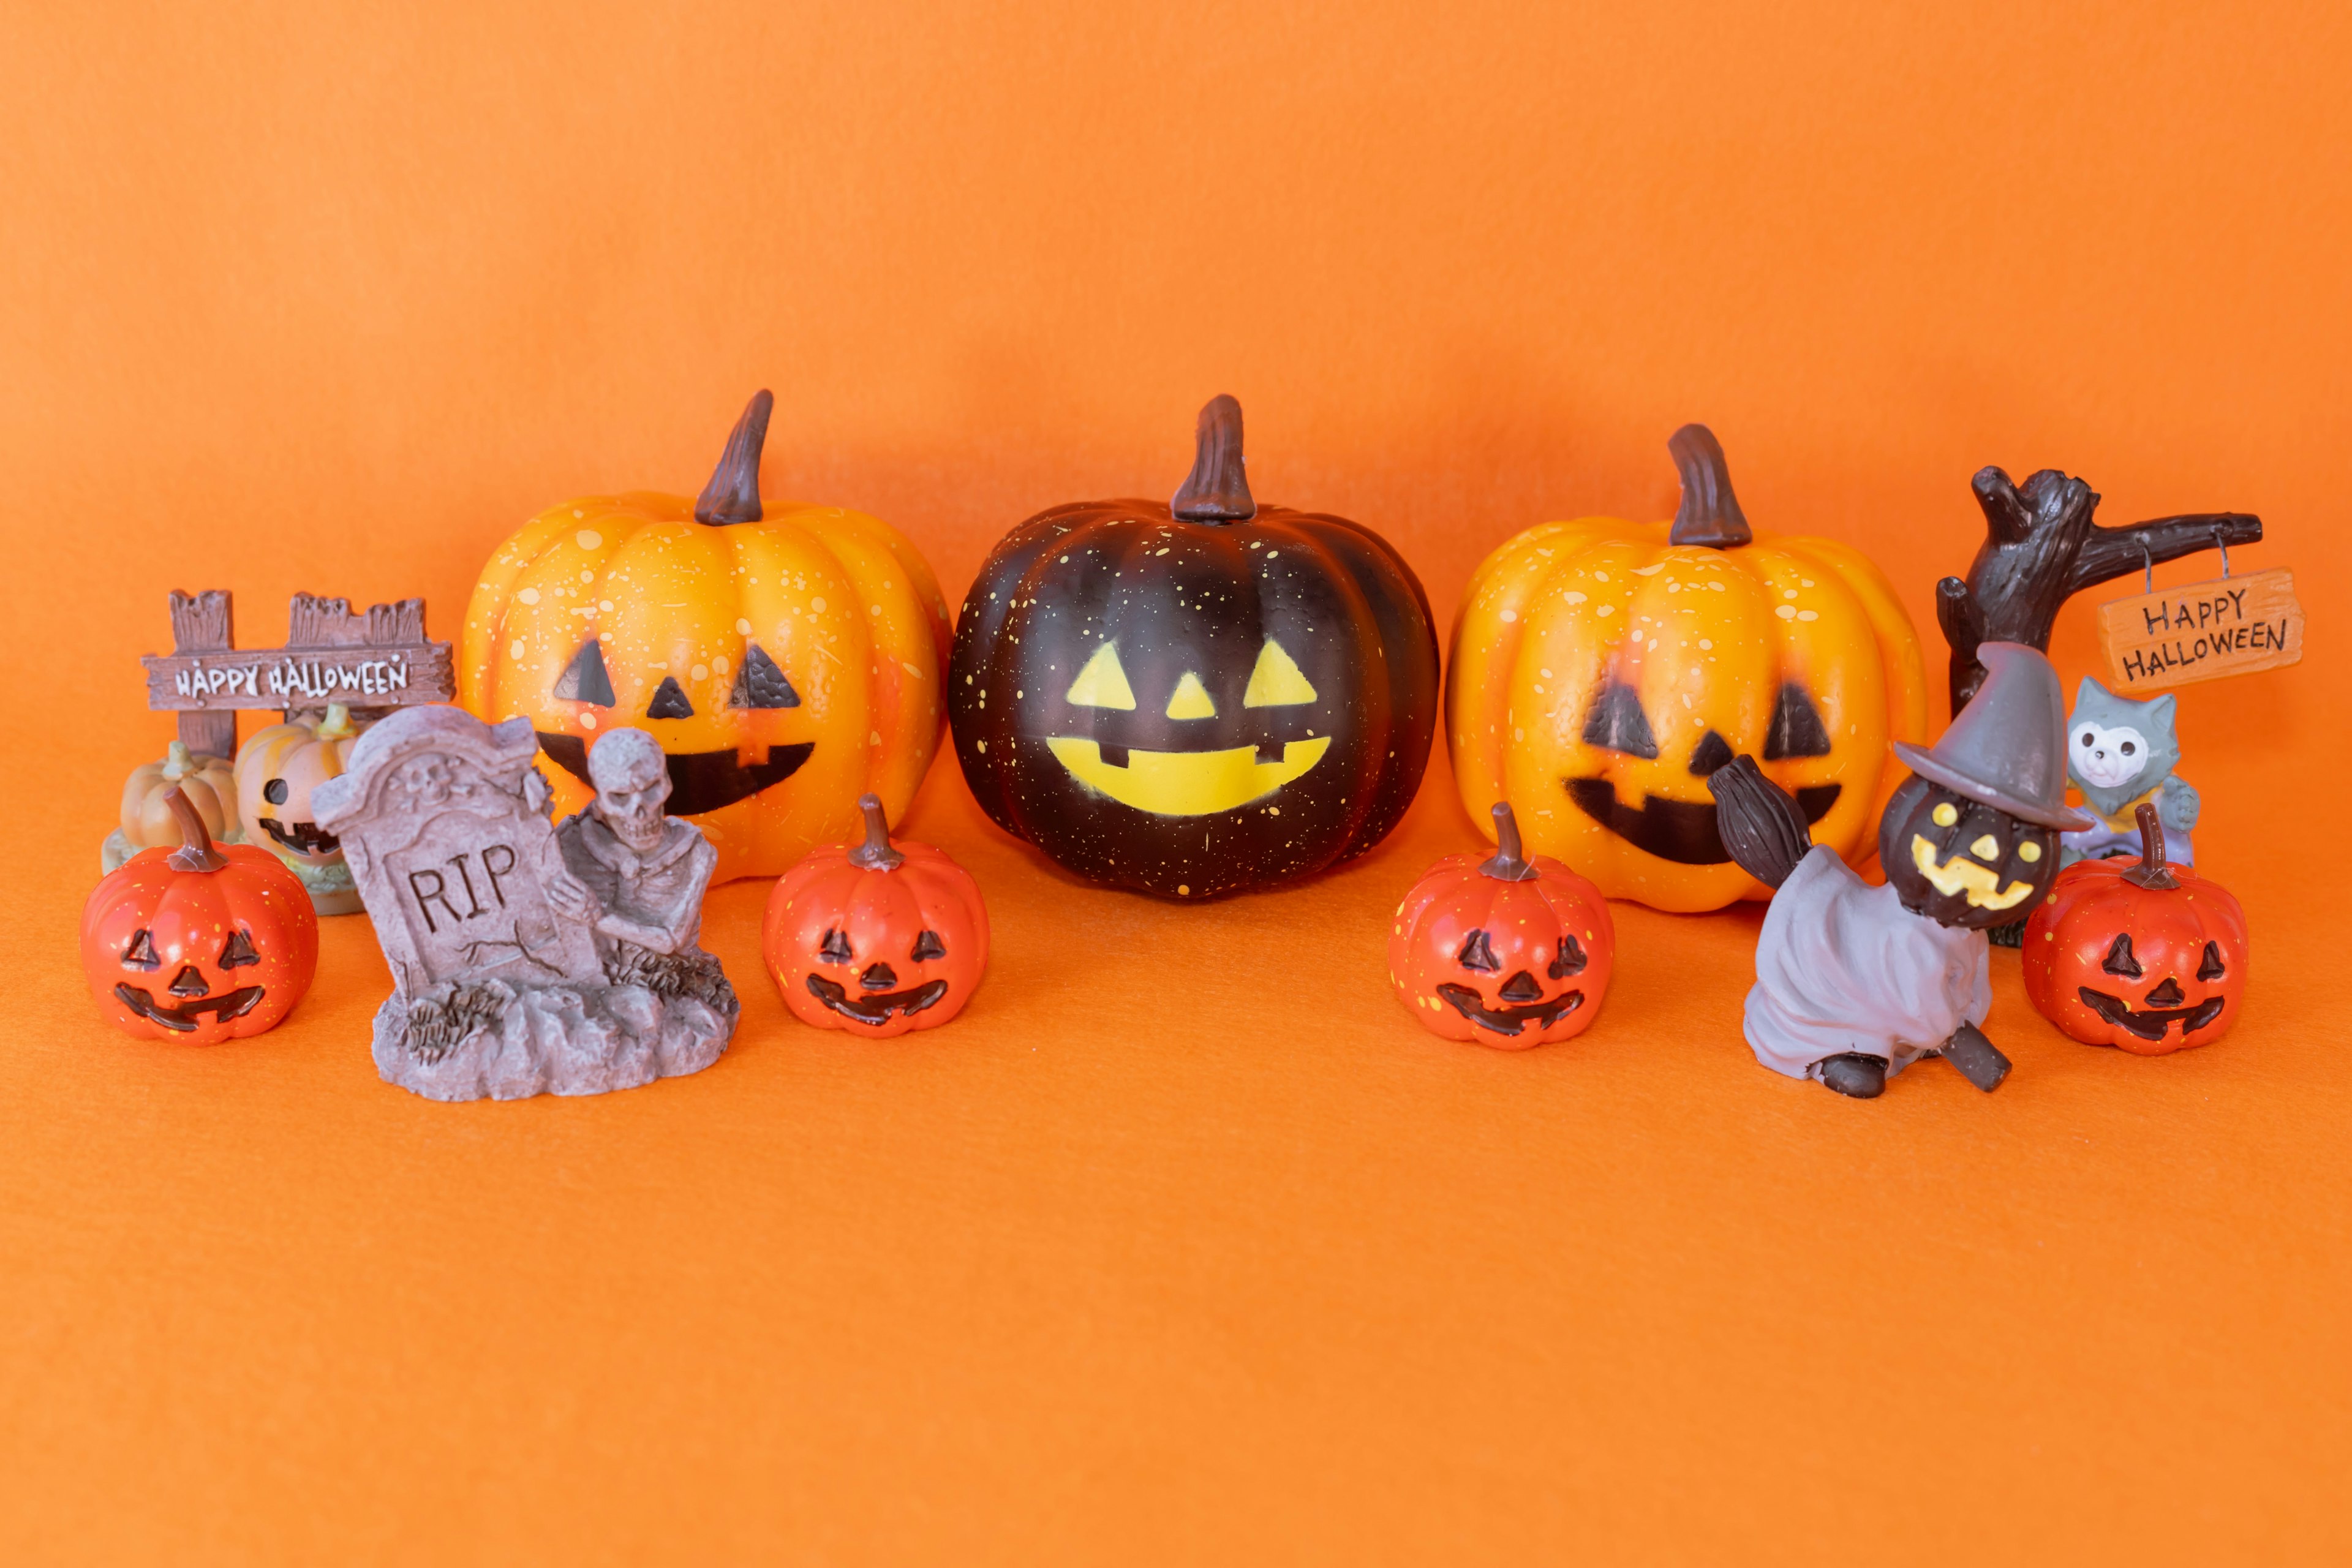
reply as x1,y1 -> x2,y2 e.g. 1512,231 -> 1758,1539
4,2 -> 2349,1561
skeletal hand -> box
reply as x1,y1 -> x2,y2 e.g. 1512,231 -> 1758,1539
543,867 -> 601,925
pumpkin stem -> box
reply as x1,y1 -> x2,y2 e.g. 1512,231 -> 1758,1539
1667,423 -> 1754,549
846,793 -> 905,872
2122,801 -> 2179,890
1479,801 -> 1540,882
695,390 -> 774,526
162,739 -> 196,782
1170,394 -> 1257,524
162,786 -> 229,873
317,703 -> 356,741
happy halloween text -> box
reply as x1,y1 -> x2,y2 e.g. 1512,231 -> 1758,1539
169,654 -> 413,702
2118,587 -> 2290,682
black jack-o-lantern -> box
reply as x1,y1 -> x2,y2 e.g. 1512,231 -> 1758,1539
1877,775 -> 2060,930
948,396 -> 1439,899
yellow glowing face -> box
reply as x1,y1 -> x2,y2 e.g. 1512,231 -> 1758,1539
1046,638 -> 1329,815
1909,833 -> 2037,911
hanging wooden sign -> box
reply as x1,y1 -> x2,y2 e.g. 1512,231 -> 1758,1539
140,589 -> 456,758
2095,567 -> 2304,692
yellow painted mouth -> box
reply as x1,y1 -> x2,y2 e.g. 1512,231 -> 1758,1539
1046,736 -> 1332,816
1910,834 -> 2035,911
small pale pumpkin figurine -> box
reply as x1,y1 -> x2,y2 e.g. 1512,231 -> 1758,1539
104,739 -> 242,873
235,703 -> 363,914
1389,801 -> 1615,1048
763,794 -> 989,1038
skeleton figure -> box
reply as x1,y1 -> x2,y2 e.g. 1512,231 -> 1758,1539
546,728 -> 733,1009
1706,643 -> 2092,1099
2060,678 -> 2199,867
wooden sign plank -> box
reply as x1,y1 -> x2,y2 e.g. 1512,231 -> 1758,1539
138,590 -> 456,742
2096,567 -> 2304,692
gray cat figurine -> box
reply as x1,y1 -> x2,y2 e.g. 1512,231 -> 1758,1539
2060,678 -> 2199,866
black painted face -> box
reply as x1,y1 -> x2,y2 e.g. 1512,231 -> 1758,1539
536,636 -> 813,816
1567,678 -> 1841,865
802,924 -> 952,1027
1432,928 -> 1588,1038
1877,777 -> 2058,929
2075,936 -> 2230,1043
113,929 -> 265,1033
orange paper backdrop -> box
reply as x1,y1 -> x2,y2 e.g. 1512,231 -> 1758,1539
4,2 -> 2348,1561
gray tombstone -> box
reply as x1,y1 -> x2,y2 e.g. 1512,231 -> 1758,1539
312,707 -> 736,1101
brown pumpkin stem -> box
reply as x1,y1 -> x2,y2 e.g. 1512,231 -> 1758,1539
1479,801 -> 1540,883
695,390 -> 774,526
846,793 -> 905,871
2122,801 -> 2179,890
1667,423 -> 1753,549
162,786 -> 228,873
1170,394 -> 1257,524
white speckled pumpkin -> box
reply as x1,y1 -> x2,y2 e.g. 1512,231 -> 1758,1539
458,392 -> 951,885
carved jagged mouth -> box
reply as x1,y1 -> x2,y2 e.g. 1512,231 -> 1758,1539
2077,987 -> 2228,1044
538,733 -> 815,817
806,973 -> 951,1027
1434,982 -> 1584,1038
260,818 -> 339,856
114,983 -> 265,1033
1566,778 -> 1841,866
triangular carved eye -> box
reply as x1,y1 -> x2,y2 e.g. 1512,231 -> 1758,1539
1581,681 -> 1659,760
1066,643 -> 1137,709
1764,684 -> 1832,760
123,929 -> 160,970
646,676 -> 695,720
2101,933 -> 2143,979
911,930 -> 947,962
1457,930 -> 1501,973
1687,730 -> 1733,777
1242,638 -> 1317,707
731,644 -> 800,709
553,638 -> 616,706
1549,934 -> 1588,979
2197,941 -> 2226,981
818,927 -> 853,964
218,930 -> 261,969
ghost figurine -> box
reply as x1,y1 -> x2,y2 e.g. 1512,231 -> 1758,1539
2060,679 -> 2199,867
1706,643 -> 2092,1099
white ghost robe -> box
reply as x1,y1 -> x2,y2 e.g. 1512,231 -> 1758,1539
1744,846 -> 1992,1080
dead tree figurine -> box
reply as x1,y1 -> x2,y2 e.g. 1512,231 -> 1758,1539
1935,466 -> 2261,716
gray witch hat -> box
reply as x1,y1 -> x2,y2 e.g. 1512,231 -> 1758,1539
1891,642 -> 2093,832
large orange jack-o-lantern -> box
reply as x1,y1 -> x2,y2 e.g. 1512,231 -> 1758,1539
1448,425 -> 1928,913
1389,802 -> 1616,1048
82,787 -> 318,1044
461,391 -> 953,884
2024,803 -> 2247,1054
763,794 -> 989,1038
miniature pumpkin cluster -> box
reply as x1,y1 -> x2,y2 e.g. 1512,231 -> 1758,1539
88,393 -> 2261,1104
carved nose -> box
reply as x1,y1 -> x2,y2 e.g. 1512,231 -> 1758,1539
1498,970 -> 1544,1003
2144,977 -> 2185,1009
859,962 -> 899,992
168,965 -> 209,997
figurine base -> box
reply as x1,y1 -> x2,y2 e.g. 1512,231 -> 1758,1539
372,975 -> 736,1102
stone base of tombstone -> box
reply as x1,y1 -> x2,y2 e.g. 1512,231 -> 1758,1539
371,976 -> 736,1102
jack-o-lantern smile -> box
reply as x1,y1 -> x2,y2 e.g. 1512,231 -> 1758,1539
1909,832 -> 2040,910
1044,637 -> 1328,816
115,968 -> 266,1032
258,816 -> 339,858
1433,931 -> 1588,1037
2071,930 -> 2230,1043
805,967 -> 952,1027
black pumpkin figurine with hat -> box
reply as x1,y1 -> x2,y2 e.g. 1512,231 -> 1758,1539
1705,643 -> 2092,1099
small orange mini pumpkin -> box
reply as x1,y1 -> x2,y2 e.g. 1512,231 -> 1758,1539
83,787 -> 319,1044
1390,801 -> 1615,1048
106,739 -> 242,872
2024,802 -> 2247,1054
763,794 -> 989,1038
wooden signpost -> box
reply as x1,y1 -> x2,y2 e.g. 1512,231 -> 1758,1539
141,589 -> 456,757
2095,567 -> 2305,693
